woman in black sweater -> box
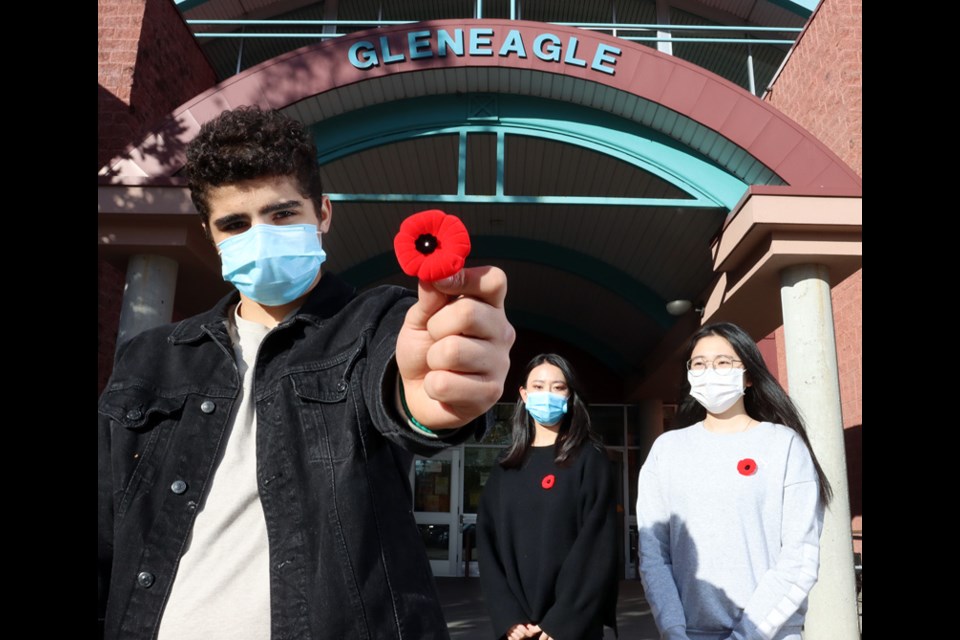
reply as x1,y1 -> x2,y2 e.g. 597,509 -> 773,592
477,353 -> 619,640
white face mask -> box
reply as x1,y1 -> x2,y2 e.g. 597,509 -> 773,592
687,368 -> 745,414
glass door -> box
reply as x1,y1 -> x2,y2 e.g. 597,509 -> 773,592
461,445 -> 507,577
606,447 -> 631,579
411,448 -> 462,576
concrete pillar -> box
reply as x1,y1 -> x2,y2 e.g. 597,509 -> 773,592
116,254 -> 179,349
779,264 -> 859,640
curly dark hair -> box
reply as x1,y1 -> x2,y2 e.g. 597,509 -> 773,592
185,106 -> 324,229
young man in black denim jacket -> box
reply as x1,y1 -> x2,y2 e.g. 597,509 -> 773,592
98,107 -> 515,639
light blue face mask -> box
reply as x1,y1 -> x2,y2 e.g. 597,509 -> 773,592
525,392 -> 569,426
217,223 -> 326,306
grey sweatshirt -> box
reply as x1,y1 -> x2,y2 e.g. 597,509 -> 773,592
635,422 -> 824,640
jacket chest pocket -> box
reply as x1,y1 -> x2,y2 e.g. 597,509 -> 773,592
288,342 -> 366,462
99,386 -> 190,516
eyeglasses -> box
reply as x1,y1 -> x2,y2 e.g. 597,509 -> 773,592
686,356 -> 744,377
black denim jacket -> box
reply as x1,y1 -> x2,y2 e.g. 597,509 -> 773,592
98,273 -> 477,639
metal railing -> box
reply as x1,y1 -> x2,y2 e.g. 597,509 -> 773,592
184,18 -> 802,96
186,19 -> 800,46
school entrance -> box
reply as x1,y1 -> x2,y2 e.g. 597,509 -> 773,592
100,9 -> 861,636
411,403 -> 658,579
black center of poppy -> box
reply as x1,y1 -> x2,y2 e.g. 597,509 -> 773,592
415,233 -> 439,255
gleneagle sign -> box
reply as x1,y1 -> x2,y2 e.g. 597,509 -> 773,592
347,27 -> 622,76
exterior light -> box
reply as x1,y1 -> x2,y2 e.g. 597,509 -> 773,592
666,299 -> 693,316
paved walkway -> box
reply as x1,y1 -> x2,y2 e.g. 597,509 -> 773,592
437,577 -> 660,639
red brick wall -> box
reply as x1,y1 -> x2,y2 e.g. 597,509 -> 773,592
764,0 -> 862,526
764,0 -> 862,177
98,0 -> 217,395
98,0 -> 144,170
765,0 -> 862,425
98,0 -> 217,169
832,271 -> 862,427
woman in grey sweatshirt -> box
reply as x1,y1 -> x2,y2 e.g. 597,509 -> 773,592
636,322 -> 832,640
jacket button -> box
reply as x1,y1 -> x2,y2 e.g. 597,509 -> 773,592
186,500 -> 197,512
170,480 -> 188,495
200,400 -> 216,414
137,571 -> 155,588
337,381 -> 347,392
125,408 -> 143,421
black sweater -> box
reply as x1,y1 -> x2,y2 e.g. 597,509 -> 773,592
477,443 -> 619,640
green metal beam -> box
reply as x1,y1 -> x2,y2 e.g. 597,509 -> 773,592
311,94 -> 750,210
338,235 -> 678,328
325,193 -> 713,207
506,309 -> 635,376
175,0 -> 210,12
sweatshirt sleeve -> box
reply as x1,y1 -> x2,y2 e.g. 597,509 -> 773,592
537,447 -> 619,640
728,436 -> 824,640
477,466 -> 530,636
635,439 -> 691,640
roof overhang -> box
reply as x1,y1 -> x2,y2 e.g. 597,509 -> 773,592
629,186 -> 861,400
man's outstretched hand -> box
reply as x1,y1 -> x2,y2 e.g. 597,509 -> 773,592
396,266 -> 515,430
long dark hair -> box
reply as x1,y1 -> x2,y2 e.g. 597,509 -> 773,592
500,353 -> 602,469
676,322 -> 833,505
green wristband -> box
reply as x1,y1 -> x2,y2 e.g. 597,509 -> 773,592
398,378 -> 436,435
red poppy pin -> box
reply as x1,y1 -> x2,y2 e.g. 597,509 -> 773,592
737,458 -> 758,476
393,209 -> 471,282
541,474 -> 556,490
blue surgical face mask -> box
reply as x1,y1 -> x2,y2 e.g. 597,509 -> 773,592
525,392 -> 568,426
217,223 -> 326,306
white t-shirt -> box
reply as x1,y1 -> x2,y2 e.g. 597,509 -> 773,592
158,306 -> 272,640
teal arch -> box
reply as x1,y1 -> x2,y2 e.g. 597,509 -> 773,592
311,94 -> 749,210
506,309 -> 634,376
339,235 -> 674,328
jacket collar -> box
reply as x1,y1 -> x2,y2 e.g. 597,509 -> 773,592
168,272 -> 358,345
